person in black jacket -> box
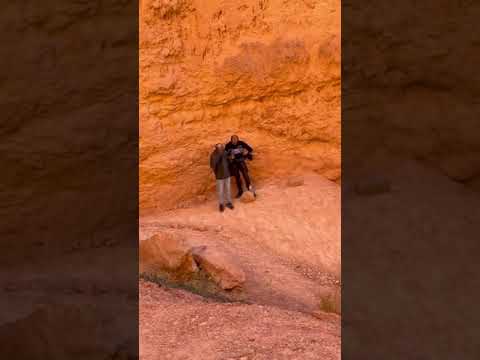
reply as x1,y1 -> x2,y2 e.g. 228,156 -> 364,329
225,135 -> 253,198
210,143 -> 234,212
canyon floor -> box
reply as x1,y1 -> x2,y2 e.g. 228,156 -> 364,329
140,173 -> 341,360
140,280 -> 340,360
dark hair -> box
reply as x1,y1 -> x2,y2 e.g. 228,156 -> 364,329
231,135 -> 239,141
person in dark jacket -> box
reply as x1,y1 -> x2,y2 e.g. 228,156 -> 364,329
210,143 -> 234,212
225,135 -> 253,198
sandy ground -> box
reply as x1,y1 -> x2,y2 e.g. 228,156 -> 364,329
140,174 -> 341,359
140,280 -> 340,360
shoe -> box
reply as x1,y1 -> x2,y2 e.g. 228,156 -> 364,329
226,203 -> 234,210
219,204 -> 225,212
235,191 -> 243,198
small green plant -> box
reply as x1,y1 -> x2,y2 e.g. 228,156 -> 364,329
139,272 -> 247,304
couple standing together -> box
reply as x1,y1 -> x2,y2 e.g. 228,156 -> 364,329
210,135 -> 254,212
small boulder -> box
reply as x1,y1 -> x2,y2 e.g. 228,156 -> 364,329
240,191 -> 256,203
139,233 -> 198,277
192,247 -> 246,290
287,176 -> 304,187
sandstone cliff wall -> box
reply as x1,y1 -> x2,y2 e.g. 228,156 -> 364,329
140,0 -> 341,213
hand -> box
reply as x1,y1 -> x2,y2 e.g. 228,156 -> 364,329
242,149 -> 248,155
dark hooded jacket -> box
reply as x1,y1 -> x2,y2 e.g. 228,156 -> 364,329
225,140 -> 253,163
210,149 -> 230,180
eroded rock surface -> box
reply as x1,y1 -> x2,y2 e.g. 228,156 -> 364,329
140,232 -> 198,277
192,246 -> 246,290
140,232 -> 246,291
140,0 -> 341,213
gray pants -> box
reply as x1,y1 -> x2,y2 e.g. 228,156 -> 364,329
216,178 -> 232,205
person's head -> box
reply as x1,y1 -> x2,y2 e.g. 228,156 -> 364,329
215,143 -> 224,152
231,135 -> 239,145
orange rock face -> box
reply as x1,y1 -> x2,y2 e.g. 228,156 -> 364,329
140,0 -> 340,214
140,233 -> 198,277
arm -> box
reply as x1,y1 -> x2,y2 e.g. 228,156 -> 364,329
240,141 -> 253,153
210,152 -> 217,171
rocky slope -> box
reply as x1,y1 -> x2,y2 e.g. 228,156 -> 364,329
139,174 -> 341,359
140,0 -> 340,214
140,174 -> 340,311
140,173 -> 341,360
140,280 -> 340,360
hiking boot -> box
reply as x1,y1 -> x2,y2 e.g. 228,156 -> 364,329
219,204 -> 225,212
235,191 -> 243,198
226,202 -> 234,210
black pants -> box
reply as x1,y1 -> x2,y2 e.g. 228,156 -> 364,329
231,161 -> 251,192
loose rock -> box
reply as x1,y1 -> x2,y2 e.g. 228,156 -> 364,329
139,233 -> 198,277
192,247 -> 246,290
287,176 -> 305,187
240,191 -> 256,203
